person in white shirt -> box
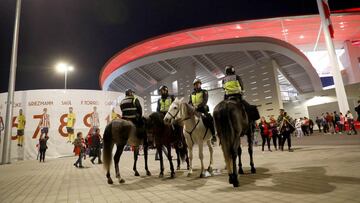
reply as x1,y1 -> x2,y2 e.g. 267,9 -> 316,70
295,118 -> 303,138
345,111 -> 357,135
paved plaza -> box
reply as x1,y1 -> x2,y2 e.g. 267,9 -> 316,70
0,133 -> 359,203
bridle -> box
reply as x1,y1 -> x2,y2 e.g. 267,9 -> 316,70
165,104 -> 192,123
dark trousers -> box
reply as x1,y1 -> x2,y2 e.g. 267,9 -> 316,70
91,147 -> 102,163
39,149 -> 46,162
272,133 -> 279,149
75,152 -> 83,167
281,132 -> 291,150
317,124 -> 322,132
261,134 -> 271,151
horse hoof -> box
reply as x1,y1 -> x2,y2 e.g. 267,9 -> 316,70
176,166 -> 180,170
233,181 -> 239,187
251,167 -> 256,174
207,166 -> 213,173
187,166 -> 190,170
200,173 -> 205,178
228,175 -> 233,184
119,179 -> 125,184
159,173 -> 164,178
107,178 -> 113,185
146,171 -> 152,176
187,173 -> 192,177
170,172 -> 175,178
134,171 -> 140,176
239,168 -> 245,175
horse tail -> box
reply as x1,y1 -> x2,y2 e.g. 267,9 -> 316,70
215,102 -> 235,161
103,122 -> 114,172
178,141 -> 187,162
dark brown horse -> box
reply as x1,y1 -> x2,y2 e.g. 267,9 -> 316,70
145,112 -> 189,178
103,118 -> 151,184
213,99 -> 249,187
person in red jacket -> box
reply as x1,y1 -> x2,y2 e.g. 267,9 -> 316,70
259,116 -> 272,152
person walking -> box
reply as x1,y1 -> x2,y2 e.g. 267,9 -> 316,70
346,111 -> 357,135
269,116 -> 279,150
279,116 -> 294,152
90,128 -> 102,164
73,132 -> 85,168
259,117 -> 272,152
315,116 -> 322,132
355,100 -> 360,122
309,118 -> 314,134
338,112 -> 345,133
39,135 -> 49,162
295,118 -> 303,138
17,109 -> 26,147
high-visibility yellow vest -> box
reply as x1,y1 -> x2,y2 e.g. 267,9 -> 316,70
160,98 -> 172,112
111,112 -> 118,120
223,75 -> 242,95
191,91 -> 204,108
17,115 -> 26,130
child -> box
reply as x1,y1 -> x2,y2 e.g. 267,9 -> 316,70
73,132 -> 85,168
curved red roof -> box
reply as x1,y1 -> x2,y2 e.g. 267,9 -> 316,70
100,13 -> 360,87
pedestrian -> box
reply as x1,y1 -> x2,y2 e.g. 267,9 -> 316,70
269,116 -> 279,150
345,111 -> 357,135
73,132 -> 85,168
326,112 -> 334,134
295,118 -> 303,138
309,118 -> 314,134
259,116 -> 271,152
315,116 -> 322,132
90,128 -> 102,164
355,100 -> 360,122
16,109 -> 26,147
279,116 -> 294,152
338,112 -> 345,133
322,113 -> 328,133
39,135 -> 49,162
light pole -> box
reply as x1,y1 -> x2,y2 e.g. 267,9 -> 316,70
56,63 -> 74,89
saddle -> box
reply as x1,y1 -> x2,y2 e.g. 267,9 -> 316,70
227,96 -> 260,121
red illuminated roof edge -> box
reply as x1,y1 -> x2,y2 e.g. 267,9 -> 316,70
99,11 -> 360,88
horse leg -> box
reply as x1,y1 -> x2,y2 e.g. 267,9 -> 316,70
166,145 -> 175,178
157,146 -> 164,178
185,147 -> 190,170
248,134 -> 256,173
238,146 -> 244,174
187,143 -> 193,176
114,144 -> 125,184
143,143 -> 151,176
206,139 -> 214,175
231,151 -> 239,187
175,146 -> 181,170
133,146 -> 140,176
198,142 -> 205,178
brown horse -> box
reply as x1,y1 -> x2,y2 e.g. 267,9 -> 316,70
102,118 -> 151,184
145,112 -> 189,178
213,99 -> 249,187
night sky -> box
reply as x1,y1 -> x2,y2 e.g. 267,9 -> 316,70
0,0 -> 359,93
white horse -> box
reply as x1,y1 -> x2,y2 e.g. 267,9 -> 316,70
164,98 -> 214,177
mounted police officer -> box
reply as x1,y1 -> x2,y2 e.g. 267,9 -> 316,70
189,78 -> 216,142
222,65 -> 260,121
120,89 -> 142,127
156,85 -> 175,117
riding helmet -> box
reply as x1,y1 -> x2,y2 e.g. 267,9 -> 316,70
125,89 -> 134,96
193,78 -> 202,85
225,65 -> 235,75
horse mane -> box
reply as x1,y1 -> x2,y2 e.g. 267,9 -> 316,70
149,112 -> 165,128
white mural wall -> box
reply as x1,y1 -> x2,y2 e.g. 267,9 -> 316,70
0,89 -> 143,162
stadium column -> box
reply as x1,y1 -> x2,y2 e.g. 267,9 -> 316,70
317,0 -> 350,114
